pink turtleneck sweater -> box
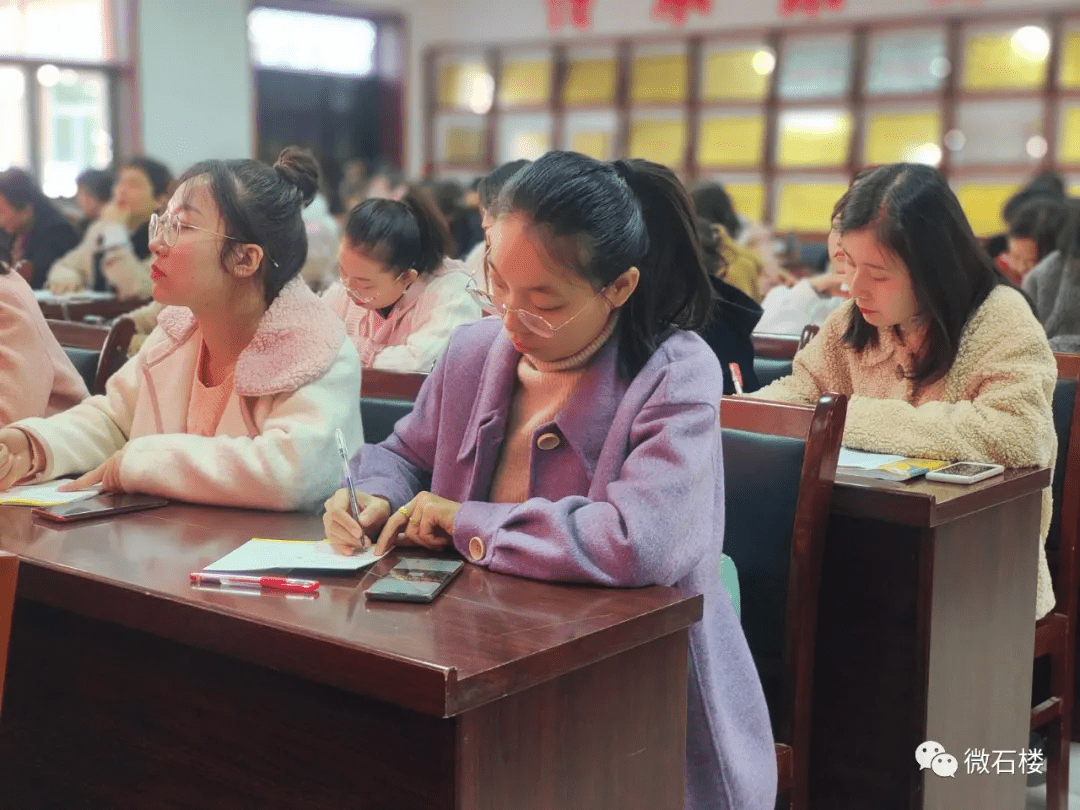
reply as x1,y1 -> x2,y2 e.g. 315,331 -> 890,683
488,315 -> 618,504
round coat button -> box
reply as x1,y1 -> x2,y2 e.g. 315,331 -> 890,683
468,536 -> 486,561
536,432 -> 561,450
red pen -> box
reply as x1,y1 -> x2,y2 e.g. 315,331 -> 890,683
728,362 -> 745,395
189,572 -> 320,593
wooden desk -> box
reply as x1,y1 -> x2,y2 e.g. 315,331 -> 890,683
0,505 -> 700,809
37,294 -> 149,322
811,467 -> 1050,810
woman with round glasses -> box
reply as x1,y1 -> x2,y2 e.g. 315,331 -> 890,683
0,147 -> 362,511
322,151 -> 777,810
322,186 -> 481,373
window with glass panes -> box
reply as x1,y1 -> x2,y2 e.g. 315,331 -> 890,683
0,0 -> 127,199
426,7 -> 1080,238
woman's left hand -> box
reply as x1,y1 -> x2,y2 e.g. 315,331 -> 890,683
374,491 -> 461,556
58,451 -> 126,492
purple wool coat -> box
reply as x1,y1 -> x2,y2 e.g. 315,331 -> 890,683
351,317 -> 777,810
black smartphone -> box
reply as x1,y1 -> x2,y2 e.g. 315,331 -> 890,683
31,493 -> 170,523
365,557 -> 464,603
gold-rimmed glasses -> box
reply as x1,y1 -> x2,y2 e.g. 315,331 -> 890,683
465,277 -> 608,339
148,211 -> 239,248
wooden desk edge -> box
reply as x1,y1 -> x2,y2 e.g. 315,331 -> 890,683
14,558 -> 703,718
831,467 -> 1051,527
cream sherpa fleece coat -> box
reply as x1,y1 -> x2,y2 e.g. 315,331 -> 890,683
753,286 -> 1058,619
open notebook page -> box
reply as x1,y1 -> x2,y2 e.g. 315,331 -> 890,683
203,538 -> 382,573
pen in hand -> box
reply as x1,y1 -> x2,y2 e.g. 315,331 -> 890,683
335,428 -> 368,549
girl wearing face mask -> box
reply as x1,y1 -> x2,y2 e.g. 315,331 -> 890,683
0,147 -> 362,511
324,186 -> 481,373
322,152 -> 778,810
753,162 -> 1057,620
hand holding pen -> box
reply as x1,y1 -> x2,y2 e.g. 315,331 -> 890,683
324,430 -> 390,555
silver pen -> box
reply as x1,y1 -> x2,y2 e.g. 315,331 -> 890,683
334,428 -> 366,548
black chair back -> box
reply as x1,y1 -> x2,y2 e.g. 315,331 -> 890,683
1049,374 -> 1078,553
360,398 -> 414,445
754,357 -> 794,388
722,428 -> 804,720
63,347 -> 100,393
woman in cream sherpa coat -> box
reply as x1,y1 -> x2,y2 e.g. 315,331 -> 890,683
753,163 -> 1058,620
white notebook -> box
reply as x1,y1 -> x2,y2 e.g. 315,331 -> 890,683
0,481 -> 102,507
202,538 -> 382,573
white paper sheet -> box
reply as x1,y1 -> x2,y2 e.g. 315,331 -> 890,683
0,481 -> 102,506
202,538 -> 382,573
836,447 -> 907,470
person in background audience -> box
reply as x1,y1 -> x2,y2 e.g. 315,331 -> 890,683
74,168 -> 114,238
1023,198 -> 1080,353
986,171 -> 1067,261
323,152 -> 777,810
362,162 -> 407,203
47,156 -> 173,299
695,217 -> 763,394
324,186 -> 481,373
298,190 -> 342,293
0,147 -> 362,511
692,181 -> 795,298
0,255 -> 88,424
464,159 -> 532,284
753,162 -> 1057,620
430,178 -> 484,260
691,182 -> 764,301
998,197 -> 1069,285
755,186 -> 858,335
0,168 -> 80,289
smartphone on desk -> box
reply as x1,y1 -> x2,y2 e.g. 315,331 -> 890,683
32,493 -> 169,523
924,462 -> 1005,485
365,557 -> 464,603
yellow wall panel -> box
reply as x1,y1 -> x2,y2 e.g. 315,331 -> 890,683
499,59 -> 551,108
439,61 -> 488,108
697,117 -> 765,166
864,111 -> 941,165
1060,107 -> 1080,163
565,58 -> 617,105
632,54 -> 687,103
628,119 -> 686,168
777,113 -> 851,167
511,130 -> 550,160
444,126 -> 485,164
726,184 -> 765,222
571,130 -> 612,161
962,33 -> 1047,91
955,183 -> 1016,237
702,50 -> 769,101
1062,32 -> 1080,88
775,183 -> 849,232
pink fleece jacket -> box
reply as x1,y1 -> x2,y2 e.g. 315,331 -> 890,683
0,270 -> 89,425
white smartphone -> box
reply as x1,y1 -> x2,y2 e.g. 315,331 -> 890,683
924,462 -> 1005,485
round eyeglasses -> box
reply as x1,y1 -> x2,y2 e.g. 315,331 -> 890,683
148,212 -> 239,248
338,272 -> 377,305
465,278 -> 609,339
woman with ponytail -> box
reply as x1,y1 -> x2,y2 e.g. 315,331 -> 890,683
323,151 -> 777,810
324,185 -> 481,372
0,147 -> 363,511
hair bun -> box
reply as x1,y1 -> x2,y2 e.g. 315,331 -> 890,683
274,146 -> 320,208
